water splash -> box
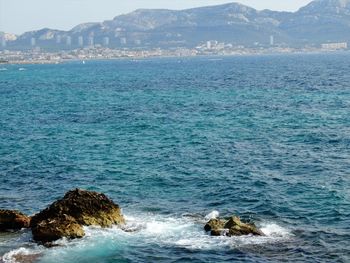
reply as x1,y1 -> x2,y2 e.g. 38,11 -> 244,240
2,247 -> 43,263
1,212 -> 293,263
204,210 -> 220,220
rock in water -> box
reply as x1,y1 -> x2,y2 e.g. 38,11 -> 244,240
224,216 -> 264,236
31,189 -> 125,242
204,219 -> 226,236
0,210 -> 31,231
204,215 -> 263,237
31,215 -> 85,243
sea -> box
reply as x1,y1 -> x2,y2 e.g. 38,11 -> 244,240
0,53 -> 349,263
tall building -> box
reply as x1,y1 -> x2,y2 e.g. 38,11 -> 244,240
31,37 -> 36,46
78,36 -> 84,47
206,41 -> 211,49
88,36 -> 94,46
56,35 -> 61,44
270,35 -> 274,46
120,37 -> 127,45
1,38 -> 6,48
103,37 -> 110,46
66,36 -> 72,46
134,39 -> 141,45
206,40 -> 218,49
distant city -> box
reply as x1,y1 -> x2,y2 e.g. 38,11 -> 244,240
1,0 -> 350,63
0,39 -> 348,65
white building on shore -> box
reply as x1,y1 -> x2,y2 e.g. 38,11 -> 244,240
321,42 -> 348,50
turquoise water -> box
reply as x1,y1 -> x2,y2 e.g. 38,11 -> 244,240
0,54 -> 349,262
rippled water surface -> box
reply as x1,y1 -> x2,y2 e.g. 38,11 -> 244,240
1,54 -> 350,262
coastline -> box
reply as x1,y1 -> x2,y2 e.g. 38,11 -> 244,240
1,48 -> 349,65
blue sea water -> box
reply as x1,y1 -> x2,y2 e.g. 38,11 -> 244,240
0,53 -> 349,263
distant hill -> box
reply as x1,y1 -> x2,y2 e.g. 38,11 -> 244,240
1,0 -> 350,50
280,0 -> 350,43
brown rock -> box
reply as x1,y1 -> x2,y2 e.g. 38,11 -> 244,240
224,216 -> 264,236
31,215 -> 84,243
204,218 -> 226,232
204,218 -> 228,236
204,215 -> 264,237
0,210 -> 31,231
223,216 -> 242,229
210,229 -> 225,236
30,189 -> 125,242
12,252 -> 42,263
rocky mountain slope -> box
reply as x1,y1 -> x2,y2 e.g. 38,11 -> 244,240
2,0 -> 350,50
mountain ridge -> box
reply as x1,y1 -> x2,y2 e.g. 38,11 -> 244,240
1,0 -> 349,50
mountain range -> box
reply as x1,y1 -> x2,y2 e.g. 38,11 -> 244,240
1,0 -> 350,50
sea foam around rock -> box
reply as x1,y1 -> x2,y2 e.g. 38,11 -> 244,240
2,211 -> 292,263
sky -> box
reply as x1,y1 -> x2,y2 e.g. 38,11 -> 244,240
0,0 -> 313,35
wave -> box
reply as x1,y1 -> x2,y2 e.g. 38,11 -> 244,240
204,210 -> 220,220
2,211 -> 293,263
2,247 -> 43,263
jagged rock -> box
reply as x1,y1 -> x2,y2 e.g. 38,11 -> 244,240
204,219 -> 226,235
210,229 -> 226,236
0,210 -> 31,231
224,216 -> 264,236
204,215 -> 263,237
30,189 -> 125,242
31,215 -> 84,243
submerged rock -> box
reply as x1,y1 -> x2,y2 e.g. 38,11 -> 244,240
12,253 -> 41,263
204,215 -> 263,237
0,210 -> 31,231
4,249 -> 42,263
31,188 -> 125,242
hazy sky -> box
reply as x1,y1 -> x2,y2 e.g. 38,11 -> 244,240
0,0 -> 313,35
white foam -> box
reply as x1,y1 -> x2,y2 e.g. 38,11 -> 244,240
63,214 -> 292,249
2,247 -> 43,263
260,222 -> 292,238
1,213 -> 293,262
111,213 -> 292,250
204,210 -> 220,220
